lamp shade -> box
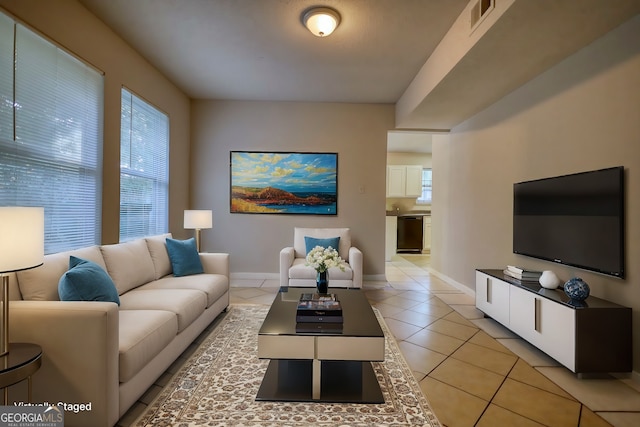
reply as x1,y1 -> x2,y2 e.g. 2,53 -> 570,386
0,207 -> 44,273
303,7 -> 341,37
184,210 -> 212,230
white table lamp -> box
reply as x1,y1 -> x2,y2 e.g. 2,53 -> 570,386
0,207 -> 44,356
184,210 -> 212,252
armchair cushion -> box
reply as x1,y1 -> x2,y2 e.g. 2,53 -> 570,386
294,228 -> 351,261
304,236 -> 340,255
288,258 -> 353,281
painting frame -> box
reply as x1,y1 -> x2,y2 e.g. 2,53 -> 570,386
230,151 -> 338,215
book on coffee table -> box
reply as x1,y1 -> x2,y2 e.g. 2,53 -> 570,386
299,292 -> 337,302
295,322 -> 343,333
296,294 -> 343,323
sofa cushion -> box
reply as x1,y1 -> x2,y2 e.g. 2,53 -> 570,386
58,256 -> 120,305
17,246 -> 105,301
119,289 -> 207,332
145,233 -> 173,279
165,238 -> 204,277
118,310 -> 178,383
304,236 -> 340,255
140,274 -> 228,308
288,258 -> 353,280
294,228 -> 351,261
100,239 -> 156,295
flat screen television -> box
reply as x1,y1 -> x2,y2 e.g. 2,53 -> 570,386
513,166 -> 625,278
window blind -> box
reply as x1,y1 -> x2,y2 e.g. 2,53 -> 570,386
418,168 -> 432,204
0,13 -> 13,143
0,14 -> 103,254
119,89 -> 168,241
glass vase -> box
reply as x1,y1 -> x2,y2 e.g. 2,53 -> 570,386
316,270 -> 328,294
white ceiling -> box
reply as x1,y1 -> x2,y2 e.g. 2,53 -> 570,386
387,131 -> 433,154
79,0 -> 640,132
79,0 -> 468,103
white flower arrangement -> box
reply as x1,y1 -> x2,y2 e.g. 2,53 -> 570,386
305,246 -> 347,273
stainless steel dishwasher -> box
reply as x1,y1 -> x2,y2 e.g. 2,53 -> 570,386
396,215 -> 423,253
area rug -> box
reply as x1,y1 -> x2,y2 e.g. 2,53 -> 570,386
134,304 -> 442,426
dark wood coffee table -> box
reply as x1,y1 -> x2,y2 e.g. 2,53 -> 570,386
257,287 -> 385,403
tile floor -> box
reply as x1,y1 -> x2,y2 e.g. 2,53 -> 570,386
118,254 -> 640,427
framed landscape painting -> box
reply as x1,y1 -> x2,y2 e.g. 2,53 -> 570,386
230,151 -> 338,215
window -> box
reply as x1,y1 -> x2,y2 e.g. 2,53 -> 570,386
417,168 -> 432,204
0,13 -> 104,253
119,89 -> 168,241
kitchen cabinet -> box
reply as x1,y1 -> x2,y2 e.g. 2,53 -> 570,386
475,269 -> 631,374
423,216 -> 431,252
405,165 -> 422,197
386,166 -> 405,197
386,165 -> 422,197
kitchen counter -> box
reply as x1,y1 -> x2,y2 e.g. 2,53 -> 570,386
385,211 -> 431,216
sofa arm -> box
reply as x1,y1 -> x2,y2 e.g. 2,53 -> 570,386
280,247 -> 295,286
349,247 -> 363,288
200,252 -> 229,278
9,300 -> 119,427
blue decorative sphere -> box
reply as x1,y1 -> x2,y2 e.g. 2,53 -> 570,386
564,277 -> 590,301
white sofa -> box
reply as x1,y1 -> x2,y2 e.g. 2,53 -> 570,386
7,234 -> 229,427
280,227 -> 363,288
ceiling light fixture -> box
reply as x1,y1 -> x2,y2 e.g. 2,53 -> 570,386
302,7 -> 341,37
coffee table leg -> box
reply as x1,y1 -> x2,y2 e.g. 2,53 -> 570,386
312,358 -> 321,399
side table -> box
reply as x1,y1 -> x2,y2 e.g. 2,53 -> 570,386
0,343 -> 42,404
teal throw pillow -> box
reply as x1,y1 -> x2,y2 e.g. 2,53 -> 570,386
304,236 -> 340,255
58,256 -> 120,305
166,237 -> 204,277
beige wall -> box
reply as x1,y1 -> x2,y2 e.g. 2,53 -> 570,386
190,100 -> 393,278
431,15 -> 640,372
0,0 -> 192,243
387,152 -> 432,168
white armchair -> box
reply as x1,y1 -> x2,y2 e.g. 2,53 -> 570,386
280,227 -> 363,288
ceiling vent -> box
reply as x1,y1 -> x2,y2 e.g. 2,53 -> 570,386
470,0 -> 495,32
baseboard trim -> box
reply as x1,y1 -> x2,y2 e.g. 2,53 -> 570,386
231,272 -> 280,280
616,370 -> 640,388
426,267 -> 475,297
230,273 -> 387,283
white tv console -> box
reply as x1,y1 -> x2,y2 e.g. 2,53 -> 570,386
475,269 -> 631,374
